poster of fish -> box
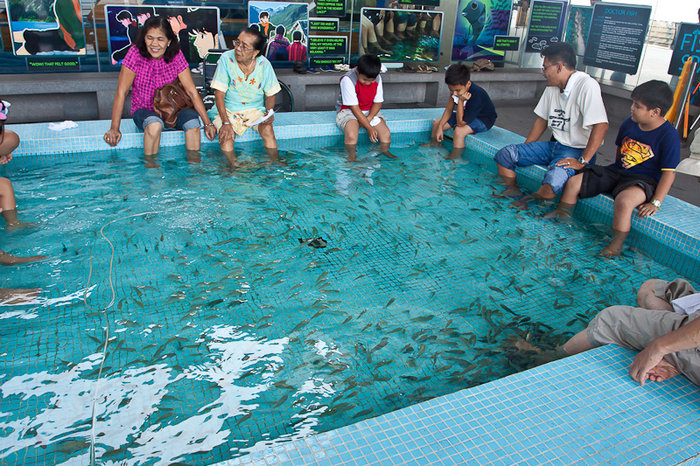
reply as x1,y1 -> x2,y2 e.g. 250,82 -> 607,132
359,8 -> 443,62
248,1 -> 309,63
451,0 -> 512,62
5,0 -> 86,55
105,5 -> 220,65
564,6 -> 592,57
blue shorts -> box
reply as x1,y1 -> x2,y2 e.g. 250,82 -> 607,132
446,114 -> 489,134
494,141 -> 596,194
132,108 -> 201,132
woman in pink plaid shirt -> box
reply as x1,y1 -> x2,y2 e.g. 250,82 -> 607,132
104,16 -> 216,157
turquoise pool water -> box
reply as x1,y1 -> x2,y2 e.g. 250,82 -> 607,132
0,134 -> 691,464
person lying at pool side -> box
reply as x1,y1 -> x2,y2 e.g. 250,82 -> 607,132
545,80 -> 680,257
0,99 -> 19,163
493,43 -> 608,207
104,16 -> 216,158
561,278 -> 700,387
335,54 -> 395,162
425,64 -> 497,160
210,27 -> 281,164
0,287 -> 41,305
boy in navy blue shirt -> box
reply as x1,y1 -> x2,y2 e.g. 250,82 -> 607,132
546,80 -> 680,257
428,64 -> 497,159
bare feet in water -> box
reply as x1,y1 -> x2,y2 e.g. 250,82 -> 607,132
0,251 -> 46,266
511,195 -> 534,210
0,288 -> 41,305
493,186 -> 523,198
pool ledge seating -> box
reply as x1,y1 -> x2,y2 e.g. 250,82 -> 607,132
8,109 -> 699,283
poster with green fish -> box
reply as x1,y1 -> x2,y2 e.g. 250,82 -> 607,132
451,0 -> 511,62
5,0 -> 86,55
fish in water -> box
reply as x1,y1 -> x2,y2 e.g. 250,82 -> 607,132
299,237 -> 327,249
462,0 -> 487,45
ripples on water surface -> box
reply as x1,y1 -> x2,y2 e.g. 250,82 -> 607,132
0,134 -> 685,464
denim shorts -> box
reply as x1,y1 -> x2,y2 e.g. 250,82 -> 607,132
494,141 -> 596,194
132,108 -> 201,132
446,113 -> 489,134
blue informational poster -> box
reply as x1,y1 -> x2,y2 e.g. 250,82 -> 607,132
583,3 -> 651,74
524,0 -> 567,53
248,1 -> 309,64
451,0 -> 511,62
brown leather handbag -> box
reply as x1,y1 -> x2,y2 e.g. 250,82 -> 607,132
153,78 -> 194,127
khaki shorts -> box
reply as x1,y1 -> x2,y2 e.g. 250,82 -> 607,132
587,278 -> 700,385
336,109 -> 385,131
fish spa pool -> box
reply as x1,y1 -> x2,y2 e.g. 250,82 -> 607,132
1,109 -> 698,464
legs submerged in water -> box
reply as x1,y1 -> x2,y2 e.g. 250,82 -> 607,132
0,248 -> 46,266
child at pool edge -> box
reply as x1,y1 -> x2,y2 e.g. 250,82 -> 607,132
0,100 -> 45,265
427,64 -> 497,159
545,80 -> 680,257
335,54 -> 395,162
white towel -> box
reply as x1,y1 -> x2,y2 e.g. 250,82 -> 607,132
48,120 -> 78,132
672,293 -> 700,315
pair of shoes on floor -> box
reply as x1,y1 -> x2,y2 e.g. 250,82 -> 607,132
402,63 -> 438,73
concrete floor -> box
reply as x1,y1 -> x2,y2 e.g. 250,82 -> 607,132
491,95 -> 700,207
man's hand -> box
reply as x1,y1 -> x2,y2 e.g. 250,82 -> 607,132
637,202 -> 659,218
555,157 -> 585,171
629,344 -> 666,386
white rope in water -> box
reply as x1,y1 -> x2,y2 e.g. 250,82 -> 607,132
83,211 -> 161,465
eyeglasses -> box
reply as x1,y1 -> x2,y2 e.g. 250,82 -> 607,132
233,39 -> 253,52
542,63 -> 560,72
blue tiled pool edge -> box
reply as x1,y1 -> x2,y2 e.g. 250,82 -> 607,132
8,109 -> 699,282
226,345 -> 700,465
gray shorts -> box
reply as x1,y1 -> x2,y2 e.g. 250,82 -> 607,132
336,109 -> 385,131
587,278 -> 700,386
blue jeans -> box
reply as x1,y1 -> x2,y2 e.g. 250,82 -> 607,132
132,108 -> 200,132
447,114 -> 489,134
494,141 -> 596,194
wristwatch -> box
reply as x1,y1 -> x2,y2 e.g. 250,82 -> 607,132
651,199 -> 662,209
577,156 -> 588,165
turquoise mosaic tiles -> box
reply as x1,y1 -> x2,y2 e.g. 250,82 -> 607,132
227,344 -> 700,465
5,109 -> 699,281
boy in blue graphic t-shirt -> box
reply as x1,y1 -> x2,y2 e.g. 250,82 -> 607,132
546,80 -> 680,257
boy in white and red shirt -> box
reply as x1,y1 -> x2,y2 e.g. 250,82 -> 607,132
335,54 -> 394,160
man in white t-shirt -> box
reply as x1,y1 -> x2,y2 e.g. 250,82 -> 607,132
494,43 -> 609,206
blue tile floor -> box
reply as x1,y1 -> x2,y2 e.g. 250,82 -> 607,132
225,345 -> 700,465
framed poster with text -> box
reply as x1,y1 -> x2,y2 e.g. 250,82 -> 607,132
583,3 -> 651,74
524,0 -> 567,53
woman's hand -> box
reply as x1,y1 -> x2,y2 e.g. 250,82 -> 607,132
104,128 -> 122,147
204,124 -> 217,141
218,124 -> 234,144
259,111 -> 275,126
